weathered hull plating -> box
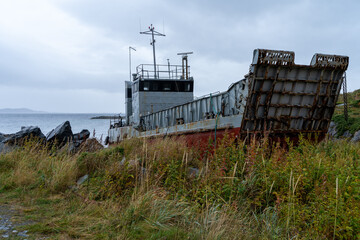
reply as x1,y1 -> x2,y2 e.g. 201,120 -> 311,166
109,49 -> 349,145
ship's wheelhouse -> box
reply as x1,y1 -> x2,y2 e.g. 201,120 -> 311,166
126,61 -> 194,127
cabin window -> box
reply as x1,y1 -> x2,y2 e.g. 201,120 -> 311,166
137,80 -> 193,92
127,88 -> 132,98
144,82 -> 150,91
163,83 -> 171,91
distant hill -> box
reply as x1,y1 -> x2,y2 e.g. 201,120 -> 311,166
0,108 -> 46,114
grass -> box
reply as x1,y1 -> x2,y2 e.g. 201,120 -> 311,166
333,89 -> 360,136
0,136 -> 360,239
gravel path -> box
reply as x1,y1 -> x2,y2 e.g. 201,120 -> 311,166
0,205 -> 32,239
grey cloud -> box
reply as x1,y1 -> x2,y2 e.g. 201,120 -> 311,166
0,0 -> 358,113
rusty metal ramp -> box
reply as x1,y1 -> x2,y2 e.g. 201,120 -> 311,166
240,49 -> 349,140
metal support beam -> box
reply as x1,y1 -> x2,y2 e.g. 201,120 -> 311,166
343,72 -> 348,121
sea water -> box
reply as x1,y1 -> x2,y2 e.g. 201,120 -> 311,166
0,113 -> 113,141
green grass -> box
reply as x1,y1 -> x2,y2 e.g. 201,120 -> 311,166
0,136 -> 360,239
333,88 -> 360,136
332,114 -> 360,136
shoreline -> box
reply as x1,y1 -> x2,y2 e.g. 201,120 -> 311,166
90,115 -> 122,120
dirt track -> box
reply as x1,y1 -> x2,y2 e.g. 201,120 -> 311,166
0,205 -> 31,239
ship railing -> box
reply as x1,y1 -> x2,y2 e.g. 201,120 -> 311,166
135,64 -> 191,80
194,91 -> 221,100
139,80 -> 246,131
109,114 -> 125,129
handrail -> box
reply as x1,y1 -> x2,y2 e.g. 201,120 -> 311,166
135,64 -> 191,80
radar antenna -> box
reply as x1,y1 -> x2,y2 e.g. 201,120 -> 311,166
140,24 -> 165,79
177,52 -> 193,79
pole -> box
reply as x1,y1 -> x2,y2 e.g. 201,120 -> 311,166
151,28 -> 157,78
129,46 -> 136,81
140,24 -> 165,79
167,59 -> 170,78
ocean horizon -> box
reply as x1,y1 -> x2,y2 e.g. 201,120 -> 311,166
0,113 -> 118,141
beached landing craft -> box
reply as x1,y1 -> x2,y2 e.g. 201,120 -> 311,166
108,27 -> 349,146
108,48 -> 348,146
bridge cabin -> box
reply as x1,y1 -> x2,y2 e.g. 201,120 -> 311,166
125,57 -> 194,128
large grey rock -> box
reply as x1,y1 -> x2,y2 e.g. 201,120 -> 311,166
58,141 -> 77,154
351,130 -> 360,142
342,130 -> 352,138
77,174 -> 89,185
188,167 -> 200,178
328,121 -> 337,138
0,133 -> 5,142
0,142 -> 7,153
0,142 -> 16,154
73,129 -> 90,147
77,138 -> 104,152
58,129 -> 90,154
46,121 -> 73,146
3,126 -> 45,144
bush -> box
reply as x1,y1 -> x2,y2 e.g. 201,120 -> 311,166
333,114 -> 360,136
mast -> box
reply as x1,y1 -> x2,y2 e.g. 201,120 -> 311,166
140,24 -> 165,79
129,46 -> 136,81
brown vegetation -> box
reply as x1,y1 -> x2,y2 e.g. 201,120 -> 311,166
0,135 -> 359,239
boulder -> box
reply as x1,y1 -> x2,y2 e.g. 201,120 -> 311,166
77,174 -> 89,185
73,129 -> 90,147
3,126 -> 45,145
327,121 -> 337,138
46,121 -> 73,146
351,130 -> 360,142
342,130 -> 352,138
0,133 -> 5,142
58,141 -> 77,154
188,167 -> 200,178
78,138 -> 104,152
0,142 -> 16,154
58,130 -> 91,154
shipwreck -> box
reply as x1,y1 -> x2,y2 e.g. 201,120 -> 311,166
108,26 -> 349,146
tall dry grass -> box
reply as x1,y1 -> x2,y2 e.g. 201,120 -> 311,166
1,140 -> 78,192
0,135 -> 360,239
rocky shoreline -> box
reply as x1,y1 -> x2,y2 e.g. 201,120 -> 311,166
0,121 -> 104,154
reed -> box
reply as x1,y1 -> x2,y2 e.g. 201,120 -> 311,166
0,135 -> 359,239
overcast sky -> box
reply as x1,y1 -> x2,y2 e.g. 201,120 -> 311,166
0,0 -> 358,113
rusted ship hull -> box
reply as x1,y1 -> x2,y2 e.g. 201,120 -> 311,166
109,115 -> 326,147
109,49 -> 349,145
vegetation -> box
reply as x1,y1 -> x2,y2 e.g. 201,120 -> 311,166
0,136 -> 360,239
333,89 -> 360,136
338,89 -> 360,105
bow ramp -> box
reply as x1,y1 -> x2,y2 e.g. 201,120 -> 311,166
241,49 -> 348,141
